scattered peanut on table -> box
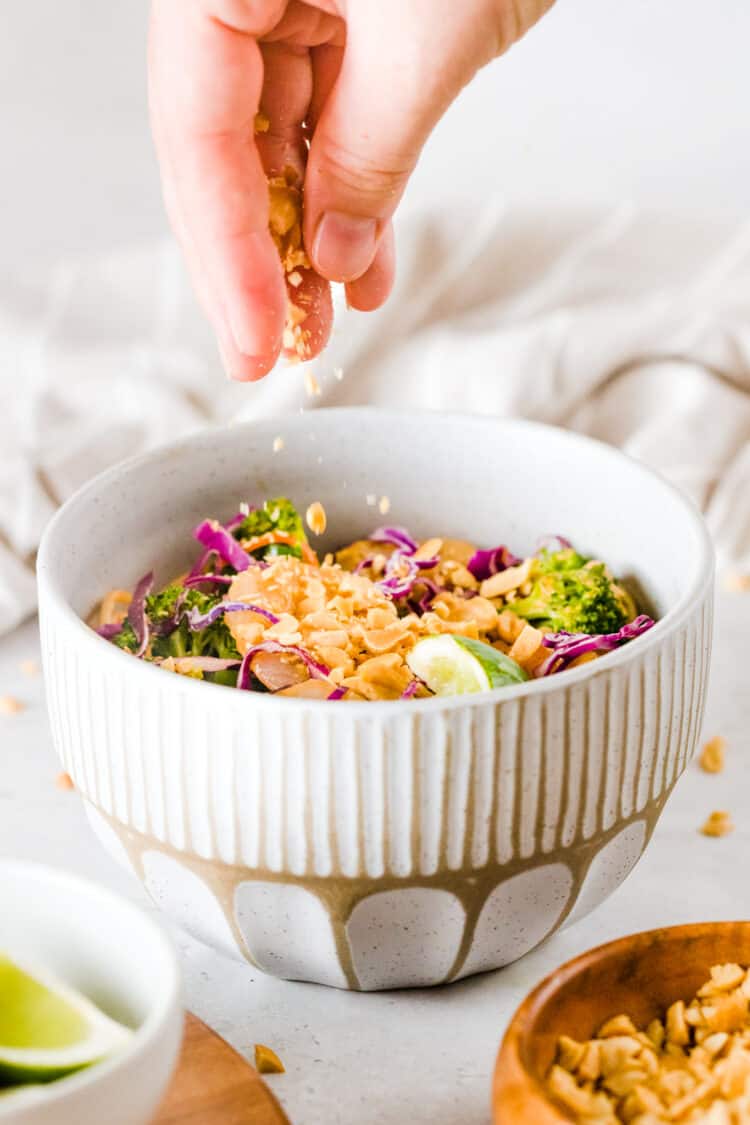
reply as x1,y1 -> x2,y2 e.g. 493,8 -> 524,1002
700,736 -> 727,775
0,695 -> 24,715
700,810 -> 735,838
254,1044 -> 285,1075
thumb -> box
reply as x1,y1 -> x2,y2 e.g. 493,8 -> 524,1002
303,0 -> 551,283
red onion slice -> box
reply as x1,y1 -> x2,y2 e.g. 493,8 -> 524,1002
237,642 -> 330,691
184,601 -> 279,630
193,519 -> 253,572
127,571 -> 154,657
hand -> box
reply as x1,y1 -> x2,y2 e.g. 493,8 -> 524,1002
148,0 -> 553,380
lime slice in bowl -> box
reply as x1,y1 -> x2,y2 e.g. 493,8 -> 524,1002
407,635 -> 528,697
0,954 -> 132,1086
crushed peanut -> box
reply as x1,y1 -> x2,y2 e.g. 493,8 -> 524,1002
254,1044 -> 285,1074
254,111 -> 270,134
272,436 -> 285,454
304,369 -> 321,397
266,163 -> 312,360
306,502 -> 327,537
0,695 -> 24,715
378,496 -> 391,516
480,559 -> 532,600
724,572 -> 750,593
548,964 -> 750,1122
701,810 -> 734,838
700,736 -> 727,775
56,772 -> 75,791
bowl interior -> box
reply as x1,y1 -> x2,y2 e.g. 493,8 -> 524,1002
498,923 -> 750,1121
0,862 -> 177,1032
39,410 -> 708,626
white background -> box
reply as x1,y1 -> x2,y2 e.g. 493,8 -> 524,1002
2,0 -> 749,271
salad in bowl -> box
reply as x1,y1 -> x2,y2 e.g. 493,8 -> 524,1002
38,410 -> 713,989
95,496 -> 654,702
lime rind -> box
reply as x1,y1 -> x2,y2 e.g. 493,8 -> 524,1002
0,954 -> 132,1086
453,636 -> 528,688
406,635 -> 527,697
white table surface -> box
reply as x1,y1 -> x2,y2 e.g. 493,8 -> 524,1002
1,592 -> 746,1125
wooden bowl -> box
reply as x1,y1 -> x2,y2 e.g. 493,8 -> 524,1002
493,922 -> 750,1123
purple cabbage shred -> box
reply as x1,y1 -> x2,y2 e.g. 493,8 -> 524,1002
539,614 -> 656,675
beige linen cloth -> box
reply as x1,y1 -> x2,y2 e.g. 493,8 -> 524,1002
2,202 -> 749,635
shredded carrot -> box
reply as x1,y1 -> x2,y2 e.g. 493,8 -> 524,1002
243,532 -> 318,566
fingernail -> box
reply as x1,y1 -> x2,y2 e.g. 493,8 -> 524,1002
224,231 -> 284,357
226,298 -> 280,359
217,335 -> 237,380
217,333 -> 270,382
312,212 -> 377,282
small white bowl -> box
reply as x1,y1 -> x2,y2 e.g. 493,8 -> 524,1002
0,860 -> 182,1125
37,409 -> 714,990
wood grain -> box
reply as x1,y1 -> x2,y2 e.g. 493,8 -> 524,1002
493,922 -> 750,1123
153,1014 -> 290,1125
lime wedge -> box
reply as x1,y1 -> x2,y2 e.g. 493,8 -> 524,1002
407,635 -> 528,697
0,954 -> 132,1086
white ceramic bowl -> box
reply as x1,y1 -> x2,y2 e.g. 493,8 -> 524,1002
0,860 -> 182,1125
37,410 -> 714,991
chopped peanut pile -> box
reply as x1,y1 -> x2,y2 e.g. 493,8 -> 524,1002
254,1044 -> 285,1074
548,964 -> 750,1123
305,501 -> 327,536
700,736 -> 727,775
224,543 -> 545,700
701,810 -> 735,838
0,695 -> 24,715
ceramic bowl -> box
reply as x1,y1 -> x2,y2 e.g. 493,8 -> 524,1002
0,860 -> 182,1125
37,409 -> 714,991
493,922 -> 750,1122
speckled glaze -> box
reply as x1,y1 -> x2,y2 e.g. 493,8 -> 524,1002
37,410 -> 714,990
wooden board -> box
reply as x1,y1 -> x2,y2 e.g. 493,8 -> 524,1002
153,1013 -> 290,1125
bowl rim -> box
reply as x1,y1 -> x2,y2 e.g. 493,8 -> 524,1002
0,859 -> 182,1116
37,408 -> 715,715
493,921 -> 750,1124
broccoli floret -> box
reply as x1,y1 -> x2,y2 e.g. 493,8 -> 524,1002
144,584 -> 187,630
147,585 -> 240,662
511,556 -> 629,635
535,547 -> 588,574
112,620 -> 139,653
233,498 -> 307,559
